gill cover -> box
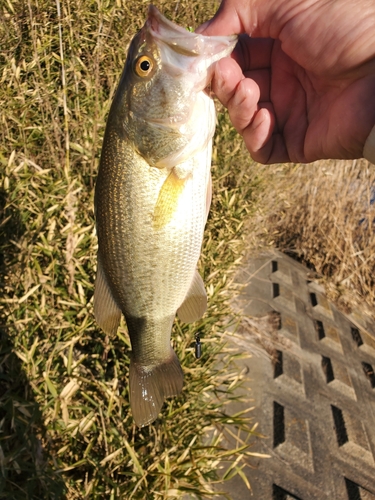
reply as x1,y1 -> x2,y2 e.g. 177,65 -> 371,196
112,5 -> 237,168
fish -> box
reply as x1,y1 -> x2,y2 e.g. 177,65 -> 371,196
94,5 -> 237,427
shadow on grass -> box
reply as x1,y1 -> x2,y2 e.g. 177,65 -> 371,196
0,188 -> 66,499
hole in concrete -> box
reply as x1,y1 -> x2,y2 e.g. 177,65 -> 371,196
273,401 -> 285,447
310,292 -> 318,307
315,320 -> 325,340
274,351 -> 283,378
331,405 -> 348,446
345,478 -> 361,500
273,282 -> 280,298
351,327 -> 363,347
269,310 -> 282,331
272,484 -> 302,500
272,260 -> 278,273
362,362 -> 375,388
322,356 -> 334,383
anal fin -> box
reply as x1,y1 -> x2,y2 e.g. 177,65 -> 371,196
177,269 -> 207,323
94,258 -> 121,335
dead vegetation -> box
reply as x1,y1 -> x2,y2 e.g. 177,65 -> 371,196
0,1 -> 259,498
3,0 -> 373,497
246,159 -> 375,314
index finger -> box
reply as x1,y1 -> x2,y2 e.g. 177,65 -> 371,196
195,0 -> 245,36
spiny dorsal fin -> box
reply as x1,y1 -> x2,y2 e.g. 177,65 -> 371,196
94,258 -> 122,335
153,169 -> 186,229
177,269 -> 207,323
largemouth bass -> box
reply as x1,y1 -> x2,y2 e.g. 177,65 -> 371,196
94,5 -> 236,427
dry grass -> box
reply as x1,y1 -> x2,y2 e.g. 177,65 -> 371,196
0,0 -> 260,498
246,159 -> 375,314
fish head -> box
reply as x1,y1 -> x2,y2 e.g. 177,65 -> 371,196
110,5 -> 237,167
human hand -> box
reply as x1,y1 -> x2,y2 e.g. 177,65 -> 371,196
198,0 -> 375,163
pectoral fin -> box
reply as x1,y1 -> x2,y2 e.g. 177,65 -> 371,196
94,258 -> 121,335
206,171 -> 212,221
177,269 -> 207,323
153,169 -> 186,229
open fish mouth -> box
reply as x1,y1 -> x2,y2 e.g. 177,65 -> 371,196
146,5 -> 237,90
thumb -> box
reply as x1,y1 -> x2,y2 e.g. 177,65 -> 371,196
196,0 -> 245,36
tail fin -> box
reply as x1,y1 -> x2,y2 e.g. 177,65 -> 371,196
129,349 -> 184,427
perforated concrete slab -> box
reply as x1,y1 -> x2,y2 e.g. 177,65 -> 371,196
219,250 -> 375,499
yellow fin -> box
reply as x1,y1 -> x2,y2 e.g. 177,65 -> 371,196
153,169 -> 186,229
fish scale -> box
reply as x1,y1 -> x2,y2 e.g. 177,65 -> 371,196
94,5 -> 237,427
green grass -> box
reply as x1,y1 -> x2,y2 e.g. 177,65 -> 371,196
0,1 -> 260,498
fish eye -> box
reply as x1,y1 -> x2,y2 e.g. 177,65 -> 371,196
134,55 -> 154,77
